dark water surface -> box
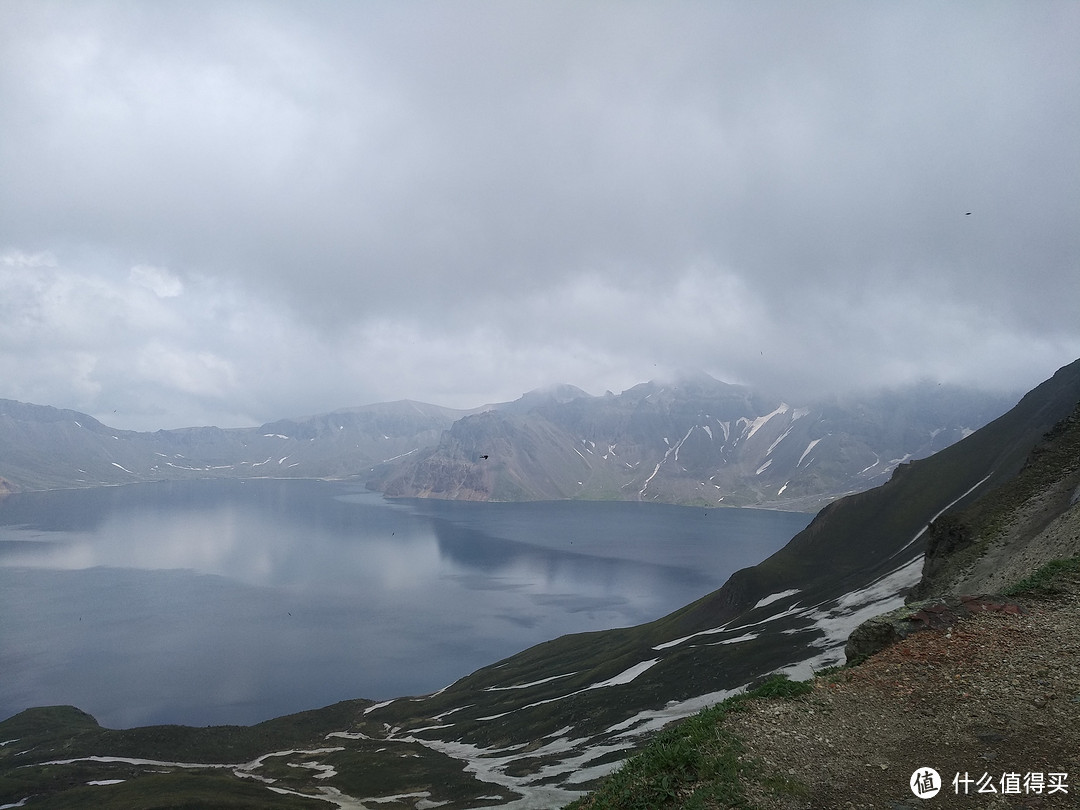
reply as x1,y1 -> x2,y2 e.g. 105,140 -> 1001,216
0,479 -> 811,728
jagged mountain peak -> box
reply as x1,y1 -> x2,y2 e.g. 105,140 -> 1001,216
374,376 -> 1020,510
624,369 -> 738,394
652,368 -> 743,389
493,383 -> 594,414
0,376 -> 1023,507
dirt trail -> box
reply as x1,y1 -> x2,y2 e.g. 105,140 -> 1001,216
726,576 -> 1080,808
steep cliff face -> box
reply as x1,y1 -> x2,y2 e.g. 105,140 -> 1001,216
842,359 -> 1080,664
0,377 -> 1012,508
375,376 -> 1014,510
911,399 -> 1080,599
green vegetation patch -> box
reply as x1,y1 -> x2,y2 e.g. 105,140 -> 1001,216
742,674 -> 812,700
1,700 -> 369,766
0,701 -> 376,809
564,674 -> 812,810
1002,554 -> 1080,597
7,770 -> 327,809
320,743 -> 503,806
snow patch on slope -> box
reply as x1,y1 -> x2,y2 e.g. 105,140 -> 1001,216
797,438 -> 821,467
744,403 -> 789,442
779,555 -> 924,680
753,589 -> 801,610
639,427 -> 695,497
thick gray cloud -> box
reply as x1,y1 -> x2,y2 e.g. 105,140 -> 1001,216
1,1 -> 1078,430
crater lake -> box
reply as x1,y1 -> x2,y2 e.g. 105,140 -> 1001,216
0,479 -> 811,728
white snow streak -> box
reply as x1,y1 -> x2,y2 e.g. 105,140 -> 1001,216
888,473 -> 995,559
484,672 -> 578,691
638,461 -> 664,496
382,735 -> 584,810
857,458 -> 881,475
765,425 -> 795,457
516,659 -> 661,711
744,403 -> 789,442
586,659 -> 659,689
781,555 -> 924,680
797,438 -> 821,467
605,686 -> 744,739
707,632 -> 759,646
753,588 -> 801,610
639,427 -> 694,496
653,625 -> 730,650
672,426 -> 695,462
37,755 -> 239,769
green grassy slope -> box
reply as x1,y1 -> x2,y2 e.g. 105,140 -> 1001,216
2,360 -> 1077,808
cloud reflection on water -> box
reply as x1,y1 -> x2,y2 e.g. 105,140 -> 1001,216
0,480 -> 810,727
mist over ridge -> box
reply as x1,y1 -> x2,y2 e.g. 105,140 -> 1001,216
1,370 -> 1019,514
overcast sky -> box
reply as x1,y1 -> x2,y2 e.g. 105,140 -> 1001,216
2,1 -> 1078,430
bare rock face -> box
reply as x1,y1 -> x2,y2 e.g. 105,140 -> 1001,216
0,375 -> 1016,507
382,455 -> 492,500
911,401 -> 1080,601
845,595 -> 1024,665
848,397 -> 1080,666
376,376 -> 1017,507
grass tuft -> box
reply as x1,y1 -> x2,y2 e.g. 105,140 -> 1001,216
742,673 -> 813,701
1002,554 -> 1080,597
564,674 -> 813,809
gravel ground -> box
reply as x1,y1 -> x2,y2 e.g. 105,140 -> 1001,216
725,576 -> 1080,809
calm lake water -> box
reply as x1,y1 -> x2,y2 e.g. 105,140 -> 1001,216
0,479 -> 811,728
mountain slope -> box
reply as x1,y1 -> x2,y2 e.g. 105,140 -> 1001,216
911,397 -> 1080,599
0,377 -> 1010,511
241,357 -> 1080,801
4,360 -> 1075,808
0,399 -> 471,492
575,362 -> 1080,809
580,568 -> 1080,809
375,376 -> 1013,510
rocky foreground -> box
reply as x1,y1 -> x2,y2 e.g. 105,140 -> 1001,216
728,571 -> 1080,808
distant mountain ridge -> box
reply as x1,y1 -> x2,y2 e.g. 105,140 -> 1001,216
1,359 -> 1078,808
374,374 -> 1014,510
0,398 -> 473,493
0,375 -> 1013,510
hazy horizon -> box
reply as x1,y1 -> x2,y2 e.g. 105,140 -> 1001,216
2,2 -> 1078,431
